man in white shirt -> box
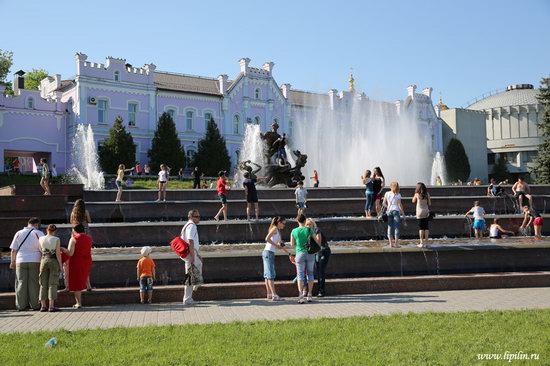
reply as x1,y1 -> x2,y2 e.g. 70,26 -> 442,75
9,217 -> 44,311
182,209 -> 202,305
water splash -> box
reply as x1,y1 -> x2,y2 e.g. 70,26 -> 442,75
430,151 -> 447,186
292,95 -> 433,186
67,124 -> 105,190
234,124 -> 266,187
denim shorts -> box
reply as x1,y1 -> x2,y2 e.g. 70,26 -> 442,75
116,180 -> 123,189
296,202 -> 306,209
262,250 -> 276,280
139,277 -> 153,292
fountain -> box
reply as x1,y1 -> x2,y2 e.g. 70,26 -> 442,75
67,124 -> 105,190
237,122 -> 307,187
430,151 -> 447,186
291,95 -> 434,186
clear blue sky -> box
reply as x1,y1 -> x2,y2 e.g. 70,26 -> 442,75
1,0 -> 549,107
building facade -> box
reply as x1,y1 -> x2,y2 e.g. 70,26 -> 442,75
467,84 -> 543,179
0,53 -> 442,174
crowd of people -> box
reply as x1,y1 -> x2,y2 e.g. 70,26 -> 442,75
9,163 -> 546,309
9,199 -> 94,311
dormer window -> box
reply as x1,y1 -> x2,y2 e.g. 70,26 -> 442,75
114,71 -> 120,82
26,97 -> 34,109
255,88 -> 261,99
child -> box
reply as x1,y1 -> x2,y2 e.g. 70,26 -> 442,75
520,205 -> 543,239
465,201 -> 486,239
214,171 -> 230,221
361,170 -> 374,217
489,218 -> 514,239
295,181 -> 308,216
137,246 -> 155,304
157,164 -> 169,202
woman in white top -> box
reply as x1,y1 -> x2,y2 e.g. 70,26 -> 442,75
38,224 -> 62,312
382,181 -> 405,248
263,216 -> 289,301
157,164 -> 170,202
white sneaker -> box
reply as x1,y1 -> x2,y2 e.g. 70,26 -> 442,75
298,296 -> 305,304
307,295 -> 313,302
183,299 -> 195,306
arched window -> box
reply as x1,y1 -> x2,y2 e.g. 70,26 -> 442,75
26,97 -> 34,109
255,88 -> 261,99
254,116 -> 260,125
166,109 -> 176,121
114,71 -> 120,82
186,149 -> 197,166
186,111 -> 194,130
233,115 -> 240,134
204,112 -> 212,131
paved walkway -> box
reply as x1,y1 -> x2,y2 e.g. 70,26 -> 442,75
1,287 -> 549,333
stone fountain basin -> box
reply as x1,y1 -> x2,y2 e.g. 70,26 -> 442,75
1,237 -> 549,291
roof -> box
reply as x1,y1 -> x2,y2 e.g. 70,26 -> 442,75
288,90 -> 329,107
468,87 -> 540,110
56,80 -> 75,92
154,71 -> 222,96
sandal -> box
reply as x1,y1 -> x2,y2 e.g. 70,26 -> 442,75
72,304 -> 82,309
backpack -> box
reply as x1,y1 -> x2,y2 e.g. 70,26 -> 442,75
170,223 -> 192,259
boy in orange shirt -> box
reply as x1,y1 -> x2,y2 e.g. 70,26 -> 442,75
137,246 -> 156,304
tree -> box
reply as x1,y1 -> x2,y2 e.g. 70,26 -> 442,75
531,76 -> 550,183
24,68 -> 49,90
491,154 -> 510,182
147,112 -> 185,173
193,117 -> 231,177
444,138 -> 471,182
98,116 -> 136,173
0,49 -> 13,95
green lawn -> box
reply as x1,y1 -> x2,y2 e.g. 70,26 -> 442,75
0,310 -> 548,365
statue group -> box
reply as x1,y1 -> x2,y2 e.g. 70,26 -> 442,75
239,121 -> 307,187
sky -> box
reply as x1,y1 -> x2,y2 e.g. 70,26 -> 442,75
1,0 -> 549,107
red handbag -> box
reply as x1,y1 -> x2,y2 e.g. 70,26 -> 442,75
170,223 -> 192,259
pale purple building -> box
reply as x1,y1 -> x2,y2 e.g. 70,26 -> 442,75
0,53 -> 442,174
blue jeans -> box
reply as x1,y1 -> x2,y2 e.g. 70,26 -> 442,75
262,250 -> 276,280
295,252 -> 315,282
365,191 -> 374,213
387,210 -> 401,239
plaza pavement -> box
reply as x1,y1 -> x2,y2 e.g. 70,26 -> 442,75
1,287 -> 549,333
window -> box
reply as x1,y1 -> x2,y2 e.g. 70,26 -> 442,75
235,150 -> 240,163
289,120 -> 293,136
26,97 -> 34,109
128,103 -> 137,126
186,111 -> 194,130
254,116 -> 260,125
166,109 -> 176,121
186,149 -> 196,166
114,71 -> 120,82
204,112 -> 212,130
246,117 -> 252,124
255,88 -> 261,99
233,115 -> 240,134
487,153 -> 496,165
273,118 -> 279,125
98,99 -> 108,123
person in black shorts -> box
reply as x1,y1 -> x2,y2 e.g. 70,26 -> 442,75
192,167 -> 203,189
243,172 -> 259,221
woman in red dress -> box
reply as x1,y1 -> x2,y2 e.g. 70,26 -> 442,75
63,224 -> 92,308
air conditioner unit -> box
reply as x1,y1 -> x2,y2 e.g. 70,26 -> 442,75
88,97 -> 97,105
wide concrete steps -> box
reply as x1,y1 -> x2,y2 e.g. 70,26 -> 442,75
42,214 -> 550,248
74,195 -> 548,223
1,271 -> 549,310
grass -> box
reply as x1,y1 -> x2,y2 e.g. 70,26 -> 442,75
0,310 -> 548,365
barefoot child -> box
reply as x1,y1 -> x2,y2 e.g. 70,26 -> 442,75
465,201 -> 486,239
137,246 -> 155,304
520,205 -> 543,239
157,164 -> 169,202
489,218 -> 514,239
295,181 -> 308,216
